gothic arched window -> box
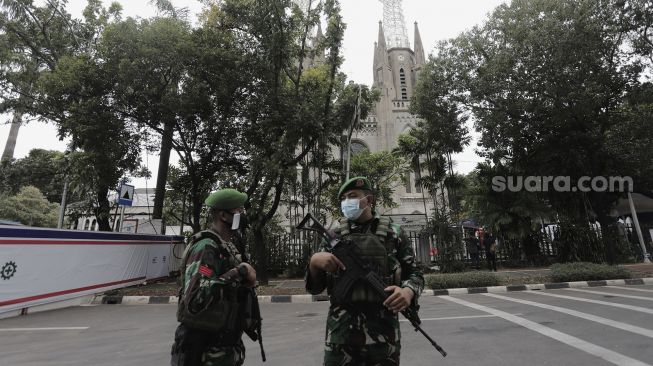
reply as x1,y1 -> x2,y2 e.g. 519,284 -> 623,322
399,68 -> 408,100
350,141 -> 369,157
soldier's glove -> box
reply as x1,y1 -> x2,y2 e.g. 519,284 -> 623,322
218,264 -> 249,284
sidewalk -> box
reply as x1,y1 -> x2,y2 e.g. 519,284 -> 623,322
104,263 -> 653,298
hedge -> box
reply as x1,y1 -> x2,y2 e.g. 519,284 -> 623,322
550,262 -> 632,283
426,272 -> 501,290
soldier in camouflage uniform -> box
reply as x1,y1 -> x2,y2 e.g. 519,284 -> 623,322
171,189 -> 257,366
306,177 -> 424,366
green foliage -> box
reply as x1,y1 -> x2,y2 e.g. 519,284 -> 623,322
1,1 -> 143,231
462,163 -> 550,240
194,0 -> 348,283
409,0 -> 653,264
109,16 -> 250,231
553,221 -> 606,263
322,150 -> 409,217
550,262 -> 632,283
0,149 -> 66,203
435,0 -> 649,224
426,272 -> 501,290
0,186 -> 59,227
396,42 -> 471,222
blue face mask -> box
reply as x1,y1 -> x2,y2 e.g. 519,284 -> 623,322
341,196 -> 367,220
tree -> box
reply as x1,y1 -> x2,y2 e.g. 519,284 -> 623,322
619,0 -> 653,65
37,51 -> 143,231
0,0 -> 82,162
321,150 -> 410,218
196,0 -> 348,284
1,1 -> 144,231
97,10 -> 258,233
412,0 -> 653,263
395,52 -> 471,223
347,151 -> 409,210
604,82 -> 653,194
0,149 -> 66,203
100,3 -> 193,222
285,82 -> 380,228
0,185 -> 59,227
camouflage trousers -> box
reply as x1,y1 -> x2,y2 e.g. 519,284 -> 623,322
323,342 -> 401,366
171,324 -> 245,366
198,342 -> 245,366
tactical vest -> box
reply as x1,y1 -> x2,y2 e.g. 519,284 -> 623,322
332,216 -> 402,303
176,230 -> 243,333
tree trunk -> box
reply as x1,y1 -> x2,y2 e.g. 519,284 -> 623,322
1,113 -> 22,163
153,119 -> 174,219
95,186 -> 112,231
191,193 -> 203,234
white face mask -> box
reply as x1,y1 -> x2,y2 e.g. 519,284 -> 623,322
340,196 -> 368,220
231,213 -> 241,231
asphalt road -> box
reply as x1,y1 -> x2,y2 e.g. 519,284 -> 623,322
2,285 -> 653,366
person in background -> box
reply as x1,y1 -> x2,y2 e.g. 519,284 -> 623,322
484,230 -> 498,272
465,236 -> 481,269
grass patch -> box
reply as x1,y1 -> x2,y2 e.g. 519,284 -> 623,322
426,272 -> 501,290
550,262 -> 632,283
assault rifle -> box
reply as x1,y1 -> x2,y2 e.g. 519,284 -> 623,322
241,287 -> 266,362
217,265 -> 266,362
297,214 -> 447,358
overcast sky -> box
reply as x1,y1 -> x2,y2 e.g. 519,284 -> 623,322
0,0 -> 507,188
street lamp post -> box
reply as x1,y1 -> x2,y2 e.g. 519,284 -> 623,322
628,192 -> 651,263
344,85 -> 362,181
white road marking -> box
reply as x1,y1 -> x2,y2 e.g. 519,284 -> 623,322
399,314 -> 497,322
442,296 -> 652,366
484,293 -> 653,338
605,286 -> 653,294
0,327 -> 89,332
529,291 -> 653,315
565,288 -> 653,301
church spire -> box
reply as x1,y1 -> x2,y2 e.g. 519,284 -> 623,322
374,21 -> 388,84
379,0 -> 410,49
377,20 -> 387,51
316,19 -> 323,40
414,22 -> 425,65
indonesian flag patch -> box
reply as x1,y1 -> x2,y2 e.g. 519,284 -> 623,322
199,265 -> 214,277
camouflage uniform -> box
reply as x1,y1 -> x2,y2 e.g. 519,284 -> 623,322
171,231 -> 247,366
306,213 -> 424,366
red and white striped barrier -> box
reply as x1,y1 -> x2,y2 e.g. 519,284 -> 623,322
0,226 -> 184,316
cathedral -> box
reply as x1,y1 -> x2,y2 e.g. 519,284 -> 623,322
290,0 -> 436,231
351,2 -> 434,231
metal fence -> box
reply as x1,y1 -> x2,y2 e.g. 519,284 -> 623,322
259,222 -> 650,274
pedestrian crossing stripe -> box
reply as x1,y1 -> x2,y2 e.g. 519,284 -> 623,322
442,295 -> 652,366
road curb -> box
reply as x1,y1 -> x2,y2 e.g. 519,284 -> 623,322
92,277 -> 653,305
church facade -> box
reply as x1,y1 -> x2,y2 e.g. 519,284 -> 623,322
351,20 -> 434,231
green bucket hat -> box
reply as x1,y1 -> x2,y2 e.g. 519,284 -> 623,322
204,188 -> 248,210
338,176 -> 372,198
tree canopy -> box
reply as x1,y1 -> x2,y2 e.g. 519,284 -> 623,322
0,185 -> 59,227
